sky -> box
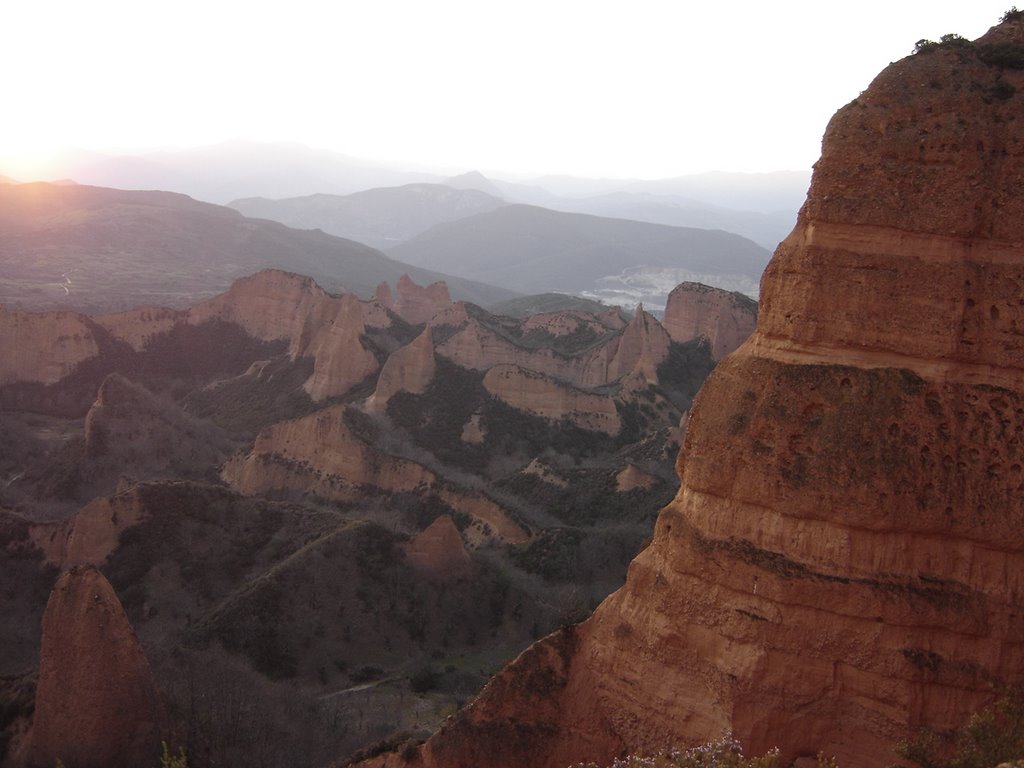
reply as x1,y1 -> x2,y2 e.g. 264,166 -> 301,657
1,1 -> 1017,181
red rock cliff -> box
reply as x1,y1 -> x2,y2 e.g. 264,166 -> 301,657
19,567 -> 162,768
662,282 -> 757,360
357,19 -> 1024,768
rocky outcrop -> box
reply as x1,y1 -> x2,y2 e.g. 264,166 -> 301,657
31,491 -> 148,568
437,305 -> 671,390
0,270 -> 390,402
187,269 -> 331,342
298,292 -> 379,400
614,463 -> 658,492
520,309 -> 620,338
602,305 -> 672,382
222,404 -> 435,499
189,270 -> 382,400
358,18 -> 1024,768
393,274 -> 453,324
374,280 -> 394,308
521,458 -> 568,488
0,307 -> 100,385
20,567 -> 162,768
367,326 -> 436,412
662,282 -> 757,360
483,364 -> 621,435
437,489 -> 529,546
94,306 -> 182,351
403,515 -> 474,580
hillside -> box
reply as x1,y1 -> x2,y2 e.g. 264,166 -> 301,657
553,191 -> 796,251
0,269 -> 755,766
487,293 -> 622,319
229,184 -> 507,249
0,182 -> 518,313
387,204 -> 771,305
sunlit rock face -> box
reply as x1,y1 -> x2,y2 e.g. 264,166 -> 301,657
189,269 -> 382,400
367,326 -> 436,412
662,282 -> 757,360
0,307 -> 101,385
393,273 -> 453,324
482,364 -> 622,434
356,18 -> 1024,768
20,567 -> 162,768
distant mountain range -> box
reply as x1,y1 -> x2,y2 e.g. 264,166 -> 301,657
223,165 -> 799,252
12,141 -> 808,247
230,184 -> 507,250
0,183 -> 518,313
387,204 -> 771,308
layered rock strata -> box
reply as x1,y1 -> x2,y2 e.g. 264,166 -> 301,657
221,405 -> 528,544
393,273 -> 454,324
367,326 -> 436,412
0,307 -> 100,385
0,269 -> 395,401
19,567 -> 162,768
437,305 -> 671,389
662,282 -> 757,360
360,19 -> 1024,768
222,404 -> 435,498
482,364 -> 621,434
189,270 -> 383,400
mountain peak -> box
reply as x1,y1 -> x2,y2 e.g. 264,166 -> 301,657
443,170 -> 505,198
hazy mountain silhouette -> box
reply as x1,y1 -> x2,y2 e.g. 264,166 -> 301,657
229,184 -> 507,249
0,182 -> 518,312
553,191 -> 796,250
534,169 -> 811,213
441,171 -> 798,248
387,204 -> 770,304
58,141 -> 438,204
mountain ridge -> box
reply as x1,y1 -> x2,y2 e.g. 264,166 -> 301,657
0,182 -> 518,313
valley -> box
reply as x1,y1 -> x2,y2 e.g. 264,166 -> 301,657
0,265 -> 751,766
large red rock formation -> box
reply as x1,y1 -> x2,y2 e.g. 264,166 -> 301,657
357,18 -> 1024,768
19,567 -> 162,768
662,282 -> 757,360
0,307 -> 100,385
94,306 -> 182,350
31,491 -> 148,568
222,404 -> 436,498
367,326 -> 436,412
1,269 -> 392,402
189,270 -> 382,400
403,515 -> 475,580
393,274 -> 453,324
436,304 -> 671,389
482,364 -> 621,435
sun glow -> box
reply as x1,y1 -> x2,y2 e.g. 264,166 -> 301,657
0,0 -> 1017,180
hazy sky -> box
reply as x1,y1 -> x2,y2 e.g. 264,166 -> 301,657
1,1 -> 1016,180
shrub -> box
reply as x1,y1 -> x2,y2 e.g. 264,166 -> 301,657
896,690 -> 1024,768
568,737 -> 843,768
979,42 -> 1024,70
409,666 -> 439,693
160,742 -> 188,768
